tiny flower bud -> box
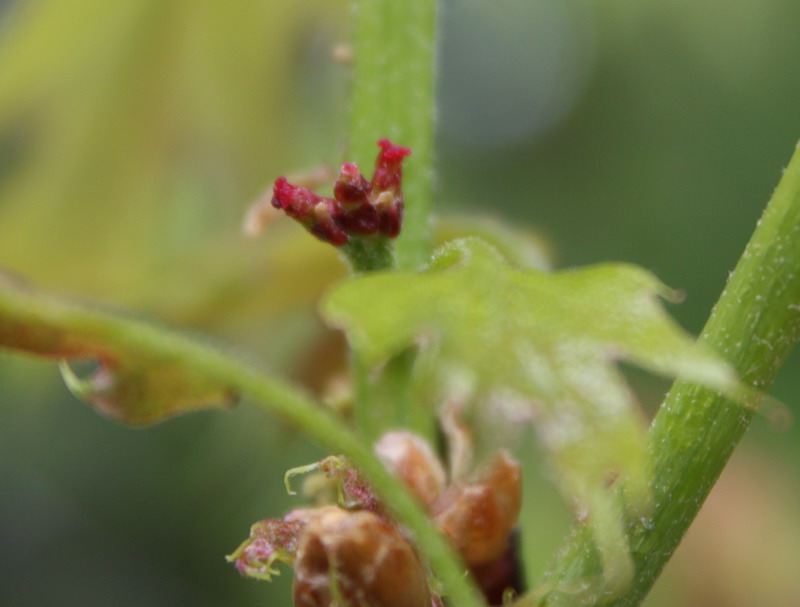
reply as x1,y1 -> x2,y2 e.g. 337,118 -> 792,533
372,139 -> 412,193
334,162 -> 371,208
371,140 -> 410,238
374,190 -> 403,238
312,201 -> 349,246
271,177 -> 325,220
374,431 -> 446,510
271,177 -> 348,245
244,165 -> 333,236
285,456 -> 382,512
292,507 -> 432,607
317,456 -> 382,512
226,518 -> 305,581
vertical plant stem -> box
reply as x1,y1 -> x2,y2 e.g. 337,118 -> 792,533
342,237 -> 395,273
343,6 -> 475,603
347,0 -> 439,443
351,346 -> 436,442
534,141 -> 800,606
349,0 -> 437,271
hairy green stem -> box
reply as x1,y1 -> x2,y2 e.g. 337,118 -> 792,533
347,0 -> 439,443
341,237 -> 395,273
351,347 -> 436,443
334,4 -> 462,597
349,0 -> 437,271
534,141 -> 800,606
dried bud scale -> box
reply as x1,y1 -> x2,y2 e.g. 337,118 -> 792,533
433,450 -> 522,568
230,432 -> 523,606
270,139 -> 411,246
374,431 -> 446,510
292,508 -> 432,607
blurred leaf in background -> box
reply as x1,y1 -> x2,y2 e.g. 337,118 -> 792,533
0,1 -> 349,605
0,0 -> 350,364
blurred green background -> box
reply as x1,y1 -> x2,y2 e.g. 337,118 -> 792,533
1,0 -> 799,605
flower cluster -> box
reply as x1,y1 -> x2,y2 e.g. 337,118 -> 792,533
228,431 -> 522,607
271,139 -> 411,246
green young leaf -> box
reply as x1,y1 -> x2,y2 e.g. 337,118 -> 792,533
434,213 -> 552,272
322,236 -> 747,588
0,271 -> 236,425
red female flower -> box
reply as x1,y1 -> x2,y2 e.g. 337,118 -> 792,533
271,139 -> 411,246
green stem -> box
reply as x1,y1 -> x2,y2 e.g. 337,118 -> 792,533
341,236 -> 395,273
0,279 -> 480,602
346,0 -> 439,443
349,0 -> 437,271
534,141 -> 800,606
351,347 -> 436,444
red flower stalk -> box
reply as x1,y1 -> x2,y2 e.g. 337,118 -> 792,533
271,140 -> 411,246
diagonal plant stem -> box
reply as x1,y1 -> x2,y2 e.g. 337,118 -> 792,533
0,280 -> 482,603
154,340 -> 486,607
533,140 -> 800,606
0,270 -> 483,604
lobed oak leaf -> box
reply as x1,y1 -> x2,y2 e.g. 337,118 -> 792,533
322,237 -> 750,582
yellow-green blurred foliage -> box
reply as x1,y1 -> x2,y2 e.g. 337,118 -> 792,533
0,0 -> 348,367
0,2 -> 348,605
1,0 -> 799,605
